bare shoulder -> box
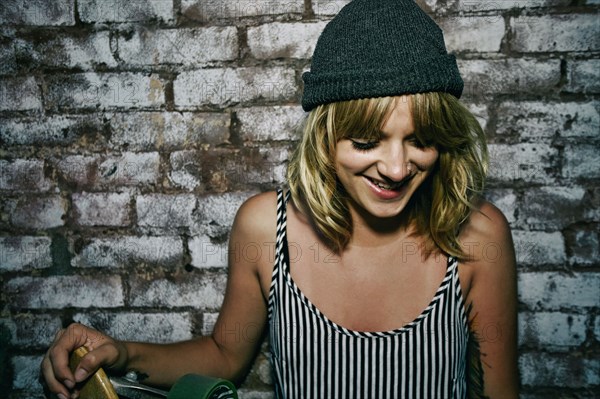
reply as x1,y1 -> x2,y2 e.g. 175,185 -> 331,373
232,191 -> 279,242
459,198 -> 514,264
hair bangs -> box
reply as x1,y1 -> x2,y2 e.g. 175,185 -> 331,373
411,92 -> 474,151
329,97 -> 396,142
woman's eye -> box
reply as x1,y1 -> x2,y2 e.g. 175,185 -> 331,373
407,136 -> 427,149
350,140 -> 378,151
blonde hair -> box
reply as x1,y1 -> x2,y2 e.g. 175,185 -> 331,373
286,93 -> 488,260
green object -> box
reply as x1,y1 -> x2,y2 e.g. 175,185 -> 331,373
167,374 -> 237,399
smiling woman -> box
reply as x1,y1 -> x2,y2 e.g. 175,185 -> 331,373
288,92 -> 488,258
41,0 -> 518,398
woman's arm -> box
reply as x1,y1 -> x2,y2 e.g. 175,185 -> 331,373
42,192 -> 276,397
459,200 -> 519,398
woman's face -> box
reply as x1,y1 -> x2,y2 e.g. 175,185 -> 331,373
334,96 -> 439,221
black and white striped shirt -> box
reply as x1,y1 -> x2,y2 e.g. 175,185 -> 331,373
268,189 -> 469,398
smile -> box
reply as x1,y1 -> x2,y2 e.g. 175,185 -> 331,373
364,175 -> 413,197
366,175 -> 412,189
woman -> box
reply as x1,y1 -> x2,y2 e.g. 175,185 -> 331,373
42,0 -> 518,398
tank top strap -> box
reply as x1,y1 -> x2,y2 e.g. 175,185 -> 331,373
268,187 -> 291,316
274,187 -> 291,253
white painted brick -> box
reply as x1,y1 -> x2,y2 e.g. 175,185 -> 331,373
0,159 -> 53,192
238,105 -> 304,142
518,272 -> 600,310
0,115 -> 104,146
440,16 -> 504,53
129,272 -> 226,309
0,314 -> 61,348
78,0 -> 173,23
241,147 -> 287,185
95,151 -> 161,186
56,152 -> 161,189
169,150 -> 202,191
0,236 -> 52,272
74,312 -> 193,342
312,0 -> 351,15
8,196 -> 66,229
248,22 -> 327,59
519,352 -> 599,387
463,102 -> 489,131
585,187 -> 600,222
0,41 -> 17,74
520,186 -> 586,229
563,144 -> 600,179
195,191 -> 258,231
255,354 -> 273,385
483,189 -> 517,224
239,352 -> 273,390
174,67 -> 296,108
258,145 -> 293,164
109,111 -> 230,150
201,312 -> 219,335
136,194 -> 197,228
0,0 -> 75,26
181,0 -> 304,20
511,14 -> 600,52
6,275 -> 124,309
237,389 -> 276,399
29,31 -> 116,69
519,311 -> 586,350
0,76 -> 42,111
512,230 -> 566,266
119,26 -> 237,65
456,0 -> 570,12
189,234 -> 228,268
568,229 -> 599,266
487,143 -> 557,184
195,147 -> 287,191
459,59 -> 560,99
496,101 -> 600,138
46,72 -> 165,110
566,59 -> 600,93
72,192 -> 130,227
72,236 -> 184,268
12,355 -> 43,391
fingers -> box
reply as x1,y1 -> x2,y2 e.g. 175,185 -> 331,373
41,352 -> 72,399
72,343 -> 120,383
42,323 -> 110,397
47,324 -> 91,385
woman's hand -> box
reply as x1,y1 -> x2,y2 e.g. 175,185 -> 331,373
41,323 -> 128,399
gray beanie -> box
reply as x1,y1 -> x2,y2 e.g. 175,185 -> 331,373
302,0 -> 464,112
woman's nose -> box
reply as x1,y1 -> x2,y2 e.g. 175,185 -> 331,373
378,147 -> 410,182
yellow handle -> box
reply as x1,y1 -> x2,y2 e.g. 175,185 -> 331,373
69,346 -> 119,399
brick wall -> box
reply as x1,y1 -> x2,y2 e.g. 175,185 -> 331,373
0,0 -> 598,397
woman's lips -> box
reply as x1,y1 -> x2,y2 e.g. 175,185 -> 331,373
363,175 -> 412,200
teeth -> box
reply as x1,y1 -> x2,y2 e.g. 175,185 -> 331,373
370,178 -> 403,190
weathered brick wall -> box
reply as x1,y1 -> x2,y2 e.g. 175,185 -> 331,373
0,0 -> 598,398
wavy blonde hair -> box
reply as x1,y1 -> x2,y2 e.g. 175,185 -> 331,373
286,93 -> 488,260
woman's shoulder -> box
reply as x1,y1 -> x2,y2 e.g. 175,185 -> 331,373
458,198 -> 514,263
463,199 -> 511,236
232,190 -> 280,241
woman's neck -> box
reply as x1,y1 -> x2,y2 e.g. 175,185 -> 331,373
346,203 -> 416,249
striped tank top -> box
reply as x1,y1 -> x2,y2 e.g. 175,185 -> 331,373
267,189 -> 470,399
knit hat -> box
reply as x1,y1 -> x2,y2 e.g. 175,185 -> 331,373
301,0 -> 463,111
